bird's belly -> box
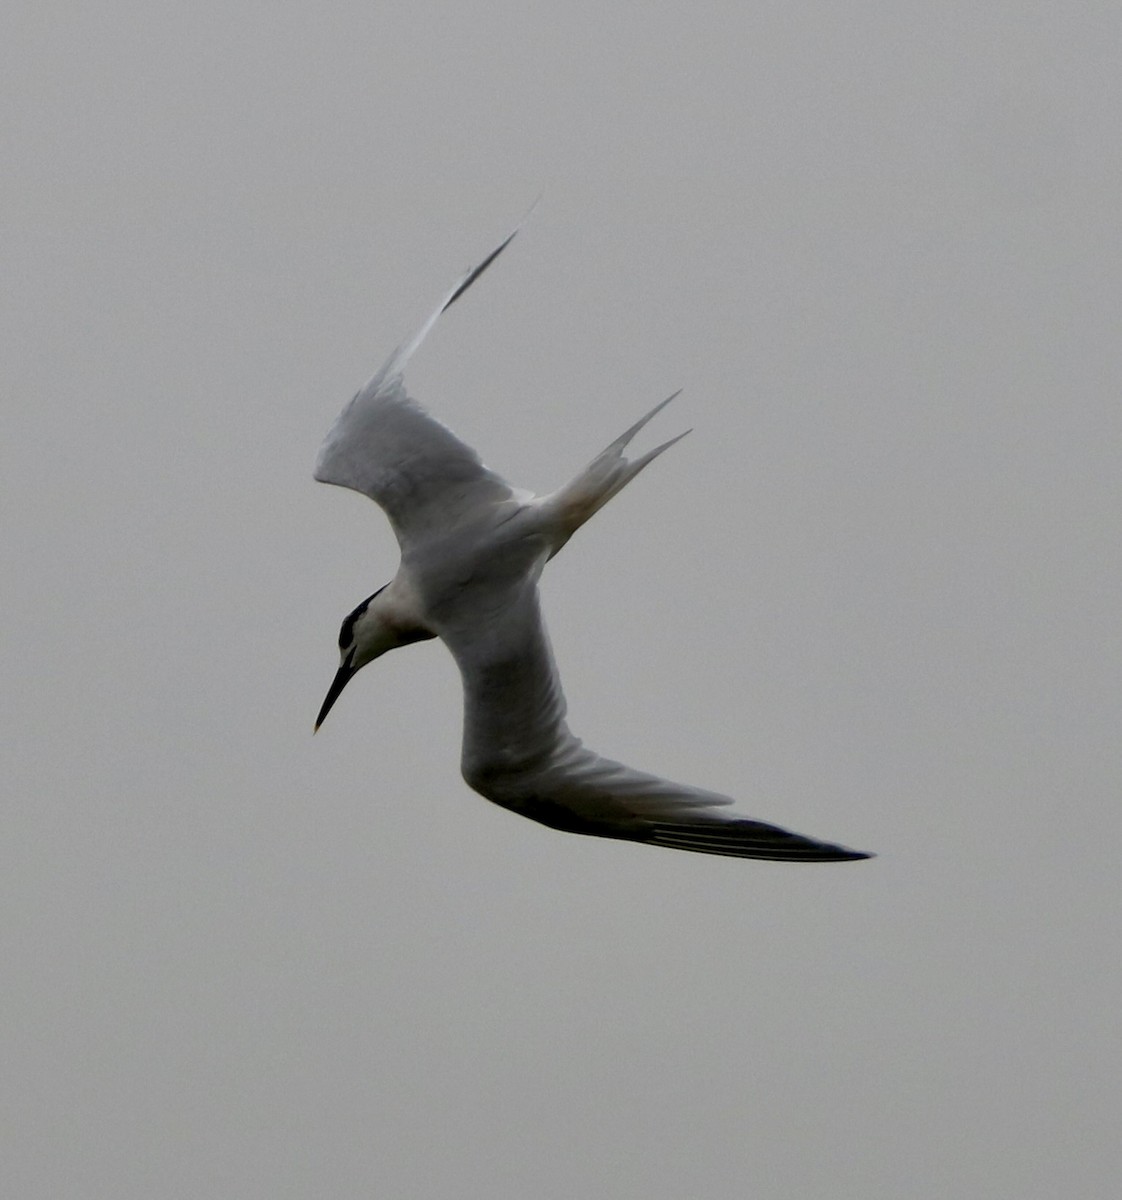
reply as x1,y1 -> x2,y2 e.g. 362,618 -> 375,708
406,513 -> 548,623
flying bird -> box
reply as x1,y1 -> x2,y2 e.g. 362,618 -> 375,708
313,226 -> 871,862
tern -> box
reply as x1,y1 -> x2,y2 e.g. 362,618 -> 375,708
313,226 -> 871,862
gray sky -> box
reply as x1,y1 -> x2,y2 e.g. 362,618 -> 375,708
4,3 -> 1120,1197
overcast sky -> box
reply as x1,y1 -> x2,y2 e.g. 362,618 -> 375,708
4,3 -> 1120,1197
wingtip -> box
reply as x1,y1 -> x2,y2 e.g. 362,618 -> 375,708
441,232 -> 516,312
646,818 -> 875,863
828,843 -> 875,861
441,201 -> 540,314
518,191 -> 544,226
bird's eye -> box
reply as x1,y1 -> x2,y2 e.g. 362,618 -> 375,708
338,587 -> 383,651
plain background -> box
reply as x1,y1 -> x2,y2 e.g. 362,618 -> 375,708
3,3 -> 1120,1197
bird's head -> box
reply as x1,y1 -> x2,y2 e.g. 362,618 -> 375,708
315,584 -> 437,730
314,587 -> 394,731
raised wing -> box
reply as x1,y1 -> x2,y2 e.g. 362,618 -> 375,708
315,229 -> 521,547
439,578 -> 872,862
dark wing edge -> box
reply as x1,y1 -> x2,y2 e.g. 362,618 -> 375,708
645,818 -> 873,862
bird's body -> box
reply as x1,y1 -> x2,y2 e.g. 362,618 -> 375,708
313,225 -> 871,863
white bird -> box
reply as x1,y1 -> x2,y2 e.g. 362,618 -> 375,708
313,226 -> 871,862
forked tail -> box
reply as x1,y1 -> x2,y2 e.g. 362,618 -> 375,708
541,392 -> 690,555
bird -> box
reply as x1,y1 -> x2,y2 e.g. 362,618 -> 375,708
312,224 -> 872,863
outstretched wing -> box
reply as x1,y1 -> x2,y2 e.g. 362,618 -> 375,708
315,229 -> 522,547
438,579 -> 872,862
